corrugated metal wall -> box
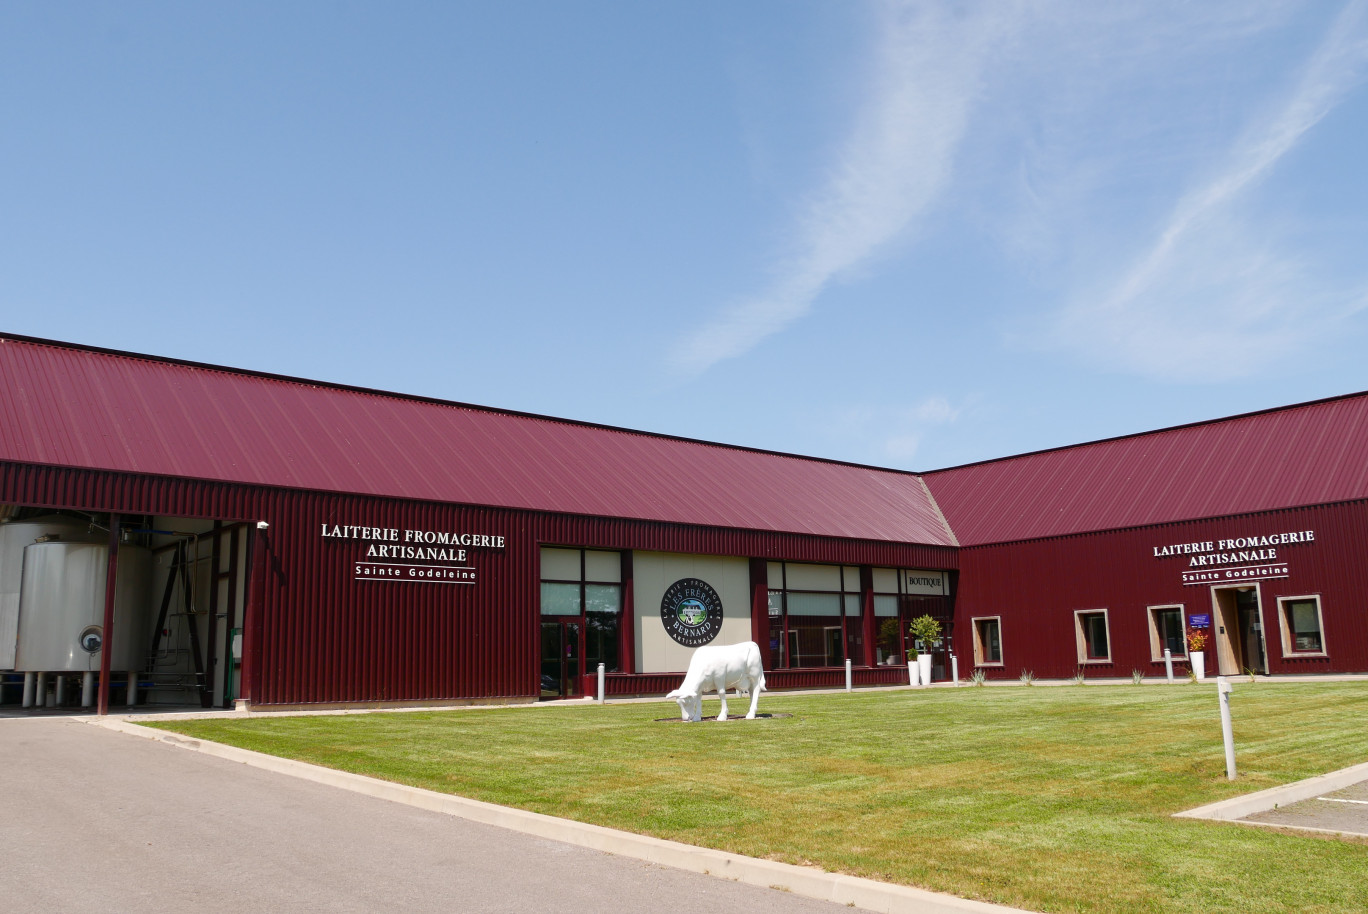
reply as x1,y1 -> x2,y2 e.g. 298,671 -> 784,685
955,501 -> 1368,679
2,460 -> 957,705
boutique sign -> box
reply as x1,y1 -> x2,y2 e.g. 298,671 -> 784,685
320,524 -> 506,584
1150,529 -> 1315,586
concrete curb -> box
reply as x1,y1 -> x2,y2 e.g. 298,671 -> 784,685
89,717 -> 1031,914
1173,760 -> 1368,822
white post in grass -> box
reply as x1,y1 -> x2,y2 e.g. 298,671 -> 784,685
1164,649 -> 1173,682
951,654 -> 959,685
1217,677 -> 1236,780
844,658 -> 852,692
597,663 -> 605,704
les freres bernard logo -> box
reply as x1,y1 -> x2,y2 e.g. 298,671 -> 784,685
660,578 -> 724,647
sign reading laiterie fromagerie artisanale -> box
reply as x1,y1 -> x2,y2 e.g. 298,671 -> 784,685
320,524 -> 505,584
1149,529 -> 1315,586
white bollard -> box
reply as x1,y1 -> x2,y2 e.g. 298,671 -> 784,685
127,672 -> 138,707
1164,649 -> 1173,682
82,672 -> 95,708
55,675 -> 67,706
597,662 -> 605,704
22,671 -> 35,708
1217,677 -> 1236,780
951,654 -> 959,685
845,659 -> 852,692
37,672 -> 49,707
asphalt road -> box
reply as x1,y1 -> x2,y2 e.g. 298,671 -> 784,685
0,717 -> 857,914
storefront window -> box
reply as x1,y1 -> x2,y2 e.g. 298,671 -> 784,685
874,595 -> 901,665
767,563 -> 860,668
1278,596 -> 1325,655
1076,610 -> 1110,662
540,547 -> 622,673
1148,606 -> 1186,659
973,617 -> 1002,665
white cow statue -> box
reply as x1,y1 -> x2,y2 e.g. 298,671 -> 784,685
666,641 -> 766,722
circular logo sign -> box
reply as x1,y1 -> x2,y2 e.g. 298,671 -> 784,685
660,578 -> 724,647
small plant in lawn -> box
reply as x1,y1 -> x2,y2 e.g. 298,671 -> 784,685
1018,669 -> 1035,686
907,615 -> 942,659
968,669 -> 987,687
1072,669 -> 1086,685
1244,666 -> 1257,683
1131,669 -> 1144,685
1187,668 -> 1198,683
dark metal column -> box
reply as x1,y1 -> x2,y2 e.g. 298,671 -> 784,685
748,558 -> 768,663
618,551 -> 635,674
860,566 -> 877,668
239,524 -> 268,706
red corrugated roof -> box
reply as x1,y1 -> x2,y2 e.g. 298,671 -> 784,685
923,394 -> 1368,545
0,335 -> 956,545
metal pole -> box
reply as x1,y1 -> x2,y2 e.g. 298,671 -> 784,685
844,659 -> 852,692
951,654 -> 959,685
1218,677 -> 1236,780
97,514 -> 121,716
1164,649 -> 1173,682
596,662 -> 605,704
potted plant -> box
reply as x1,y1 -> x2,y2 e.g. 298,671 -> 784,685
908,615 -> 942,686
1187,627 -> 1207,680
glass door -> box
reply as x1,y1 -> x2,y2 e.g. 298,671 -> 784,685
540,620 -> 581,699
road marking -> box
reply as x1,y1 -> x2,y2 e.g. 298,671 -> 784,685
1316,797 -> 1368,805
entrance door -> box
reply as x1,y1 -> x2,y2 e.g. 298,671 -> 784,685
1237,590 -> 1268,674
540,620 -> 581,699
1212,586 -> 1267,676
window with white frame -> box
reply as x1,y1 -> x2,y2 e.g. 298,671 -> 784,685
1148,605 -> 1186,660
1277,595 -> 1326,656
1075,609 -> 1111,663
972,616 -> 1002,666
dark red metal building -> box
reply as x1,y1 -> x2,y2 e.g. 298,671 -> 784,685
924,396 -> 1368,680
0,334 -> 955,710
2,333 -> 1365,711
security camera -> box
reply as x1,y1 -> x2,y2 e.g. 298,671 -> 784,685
256,521 -> 270,530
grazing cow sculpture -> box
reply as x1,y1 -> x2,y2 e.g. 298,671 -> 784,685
666,641 -> 766,722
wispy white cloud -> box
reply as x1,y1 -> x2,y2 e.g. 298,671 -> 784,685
832,395 -> 965,465
671,1 -> 1024,376
1042,0 -> 1368,378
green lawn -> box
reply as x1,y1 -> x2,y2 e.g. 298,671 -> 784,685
151,682 -> 1368,914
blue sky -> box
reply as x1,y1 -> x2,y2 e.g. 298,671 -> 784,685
3,2 -> 1367,471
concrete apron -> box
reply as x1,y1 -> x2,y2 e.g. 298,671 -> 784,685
91,717 -> 1028,914
1174,759 -> 1368,838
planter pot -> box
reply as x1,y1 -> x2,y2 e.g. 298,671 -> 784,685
1191,651 -> 1206,680
918,653 -> 933,686
907,659 -> 920,686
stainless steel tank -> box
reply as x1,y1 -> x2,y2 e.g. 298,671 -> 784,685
14,540 -> 153,673
0,516 -> 97,670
